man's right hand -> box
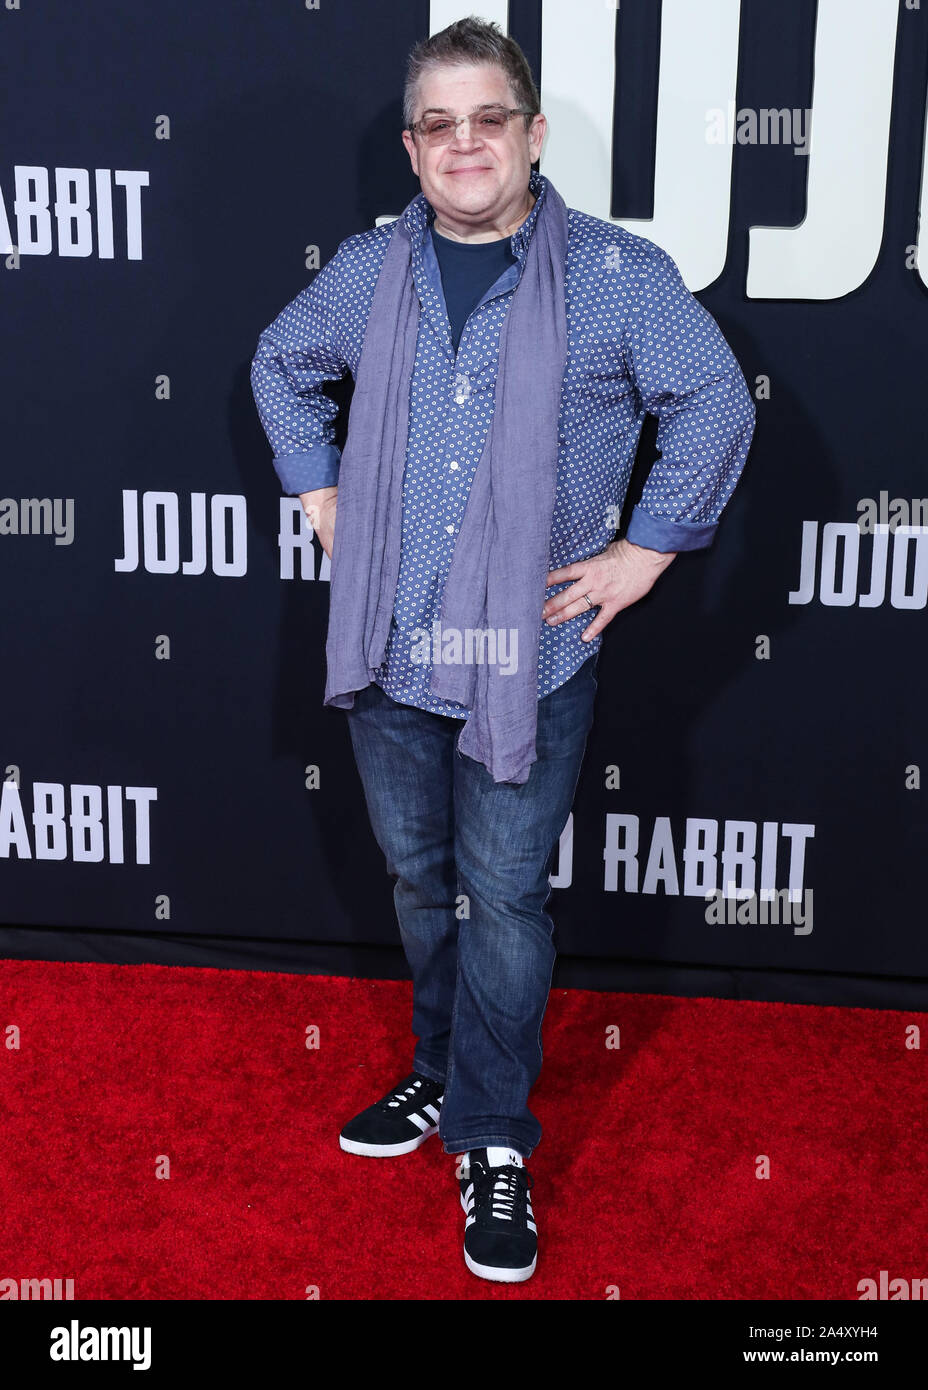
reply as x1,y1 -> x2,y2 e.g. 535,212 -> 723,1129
298,485 -> 338,559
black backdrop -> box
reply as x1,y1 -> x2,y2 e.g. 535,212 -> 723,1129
1,0 -> 926,1006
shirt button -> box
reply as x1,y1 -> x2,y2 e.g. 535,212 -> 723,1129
449,461 -> 459,470
445,524 -> 455,535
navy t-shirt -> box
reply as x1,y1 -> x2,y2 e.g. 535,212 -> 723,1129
430,226 -> 517,355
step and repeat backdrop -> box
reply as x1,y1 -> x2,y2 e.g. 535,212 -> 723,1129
1,0 -> 926,988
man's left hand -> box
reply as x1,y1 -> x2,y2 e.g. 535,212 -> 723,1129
543,538 -> 678,642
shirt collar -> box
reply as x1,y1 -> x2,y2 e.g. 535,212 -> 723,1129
404,168 -> 547,262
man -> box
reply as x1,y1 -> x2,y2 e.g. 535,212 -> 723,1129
251,17 -> 755,1285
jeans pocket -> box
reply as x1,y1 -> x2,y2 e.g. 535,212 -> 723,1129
591,648 -> 602,686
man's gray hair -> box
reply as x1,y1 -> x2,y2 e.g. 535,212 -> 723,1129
403,16 -> 540,131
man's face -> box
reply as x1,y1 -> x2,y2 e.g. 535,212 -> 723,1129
402,62 -> 545,227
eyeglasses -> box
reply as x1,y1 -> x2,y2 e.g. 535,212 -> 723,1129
408,105 -> 535,147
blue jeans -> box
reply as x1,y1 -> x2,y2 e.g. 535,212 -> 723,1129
344,650 -> 600,1159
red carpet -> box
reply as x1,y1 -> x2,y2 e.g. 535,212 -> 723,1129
0,959 -> 924,1300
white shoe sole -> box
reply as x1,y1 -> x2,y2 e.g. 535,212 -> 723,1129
339,1124 -> 438,1157
459,1189 -> 537,1282
463,1248 -> 537,1282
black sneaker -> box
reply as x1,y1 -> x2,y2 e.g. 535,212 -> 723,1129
339,1070 -> 444,1156
459,1147 -> 537,1282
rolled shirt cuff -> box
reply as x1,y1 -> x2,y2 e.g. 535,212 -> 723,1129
624,504 -> 719,553
274,445 -> 341,495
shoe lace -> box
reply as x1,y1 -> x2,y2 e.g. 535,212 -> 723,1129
377,1075 -> 431,1113
472,1163 -> 533,1223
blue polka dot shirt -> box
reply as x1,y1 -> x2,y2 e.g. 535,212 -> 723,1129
251,170 -> 756,719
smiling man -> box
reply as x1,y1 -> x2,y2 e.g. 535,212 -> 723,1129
250,16 -> 755,1285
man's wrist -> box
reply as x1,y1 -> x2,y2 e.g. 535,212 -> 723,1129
613,537 -> 678,565
299,486 -> 337,529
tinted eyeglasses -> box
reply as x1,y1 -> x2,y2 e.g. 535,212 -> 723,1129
408,105 -> 535,147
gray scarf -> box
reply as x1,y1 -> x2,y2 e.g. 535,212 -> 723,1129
324,173 -> 569,785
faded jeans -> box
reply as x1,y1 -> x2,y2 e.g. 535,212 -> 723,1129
345,650 -> 599,1158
